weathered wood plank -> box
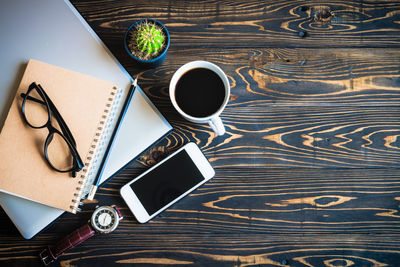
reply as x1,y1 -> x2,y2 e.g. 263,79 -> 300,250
139,48 -> 400,107
4,168 -> 396,237
1,233 -> 400,266
109,167 -> 400,234
126,48 -> 400,168
148,106 -> 400,168
71,0 -> 400,48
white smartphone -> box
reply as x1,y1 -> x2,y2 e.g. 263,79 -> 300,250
120,142 -> 215,223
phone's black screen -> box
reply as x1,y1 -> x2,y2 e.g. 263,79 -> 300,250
130,150 -> 204,215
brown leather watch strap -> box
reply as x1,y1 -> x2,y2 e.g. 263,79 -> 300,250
113,205 -> 123,219
40,223 -> 95,265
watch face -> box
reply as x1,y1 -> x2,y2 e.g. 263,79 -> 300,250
91,206 -> 119,233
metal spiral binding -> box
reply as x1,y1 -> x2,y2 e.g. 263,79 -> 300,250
70,85 -> 120,214
79,86 -> 123,199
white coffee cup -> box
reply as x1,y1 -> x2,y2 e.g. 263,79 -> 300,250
169,61 -> 230,136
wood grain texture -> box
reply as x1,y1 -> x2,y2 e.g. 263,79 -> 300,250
90,167 -> 400,234
57,233 -> 400,267
1,233 -> 400,266
138,48 -> 400,107
72,0 -> 400,48
2,167 -> 399,236
153,106 -> 400,168
133,48 -> 400,169
1,0 -> 400,266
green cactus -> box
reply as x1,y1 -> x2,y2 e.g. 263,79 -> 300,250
128,20 -> 166,60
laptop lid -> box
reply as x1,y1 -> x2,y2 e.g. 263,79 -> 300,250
0,0 -> 171,239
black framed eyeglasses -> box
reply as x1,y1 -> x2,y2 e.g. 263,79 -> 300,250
20,82 -> 83,177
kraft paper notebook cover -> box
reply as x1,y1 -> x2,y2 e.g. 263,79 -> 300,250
0,59 -> 118,213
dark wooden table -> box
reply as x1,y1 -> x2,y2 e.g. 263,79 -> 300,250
1,1 -> 400,266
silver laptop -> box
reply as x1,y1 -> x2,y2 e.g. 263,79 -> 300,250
0,0 -> 171,239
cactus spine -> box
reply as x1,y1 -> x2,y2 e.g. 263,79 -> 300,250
128,20 -> 166,60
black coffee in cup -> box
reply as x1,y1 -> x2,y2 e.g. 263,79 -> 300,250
175,68 -> 225,118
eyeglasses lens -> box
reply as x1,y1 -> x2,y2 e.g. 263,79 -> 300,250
46,132 -> 75,172
24,88 -> 49,128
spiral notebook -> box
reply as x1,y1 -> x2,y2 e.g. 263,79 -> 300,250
0,59 -> 120,213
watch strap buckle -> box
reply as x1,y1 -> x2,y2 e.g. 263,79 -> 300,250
39,248 -> 54,266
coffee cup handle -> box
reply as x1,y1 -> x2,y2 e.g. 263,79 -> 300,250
208,116 -> 225,136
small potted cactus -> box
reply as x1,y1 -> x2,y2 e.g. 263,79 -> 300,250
124,19 -> 170,68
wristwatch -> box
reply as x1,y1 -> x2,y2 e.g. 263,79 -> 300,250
39,205 -> 123,265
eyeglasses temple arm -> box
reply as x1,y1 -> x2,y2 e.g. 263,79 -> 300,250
20,93 -> 45,105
